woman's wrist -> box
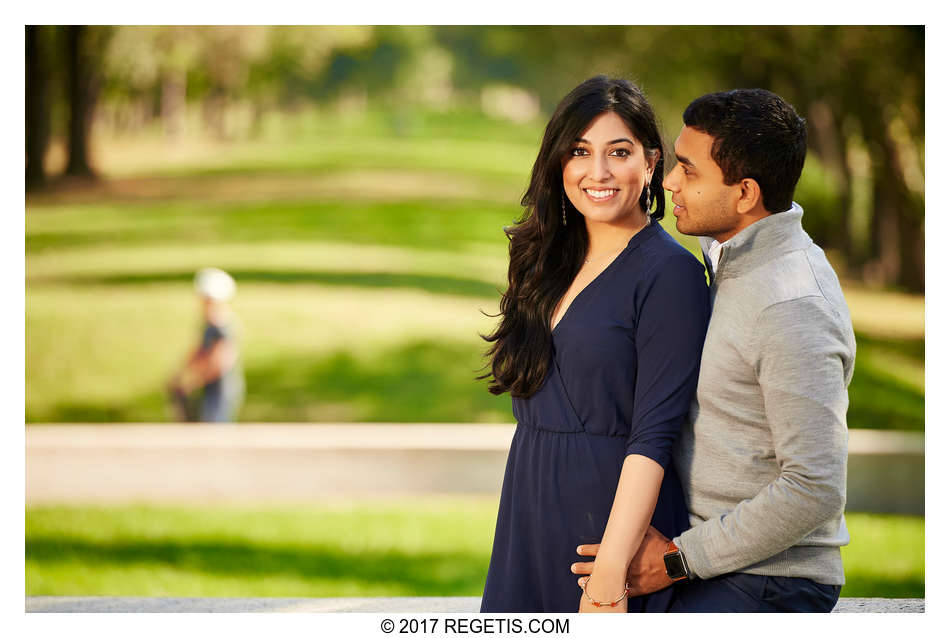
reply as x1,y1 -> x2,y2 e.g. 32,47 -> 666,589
588,561 -> 628,592
591,550 -> 629,579
583,570 -> 630,607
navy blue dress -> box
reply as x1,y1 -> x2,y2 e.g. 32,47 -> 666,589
480,222 -> 710,613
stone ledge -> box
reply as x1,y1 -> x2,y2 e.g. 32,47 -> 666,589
25,596 -> 923,613
26,424 -> 924,514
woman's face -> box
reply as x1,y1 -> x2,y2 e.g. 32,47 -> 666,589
561,111 -> 655,227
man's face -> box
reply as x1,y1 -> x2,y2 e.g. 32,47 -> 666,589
663,126 -> 742,242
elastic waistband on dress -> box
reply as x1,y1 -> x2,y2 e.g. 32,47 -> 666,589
515,422 -> 626,439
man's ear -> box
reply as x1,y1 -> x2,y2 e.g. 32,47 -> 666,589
736,178 -> 762,214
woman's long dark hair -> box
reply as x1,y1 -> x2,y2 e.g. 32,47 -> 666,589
480,76 -> 666,398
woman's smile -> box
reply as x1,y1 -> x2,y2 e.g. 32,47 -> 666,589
583,187 -> 619,202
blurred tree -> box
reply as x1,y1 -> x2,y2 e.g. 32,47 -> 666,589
28,25 -> 923,290
187,26 -> 264,139
156,28 -> 201,140
99,26 -> 161,134
247,26 -> 373,111
26,25 -> 54,190
318,27 -> 412,99
433,25 -> 924,291
102,27 -> 205,138
695,26 -> 924,291
63,25 -> 112,178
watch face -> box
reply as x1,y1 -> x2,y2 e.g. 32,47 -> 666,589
664,551 -> 688,580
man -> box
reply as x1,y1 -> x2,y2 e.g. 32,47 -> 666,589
572,89 -> 855,612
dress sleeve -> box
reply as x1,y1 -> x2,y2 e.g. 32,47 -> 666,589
625,252 -> 709,469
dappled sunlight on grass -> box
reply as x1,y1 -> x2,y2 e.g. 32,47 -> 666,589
26,113 -> 922,429
27,278 -> 509,422
841,512 -> 924,598
242,340 -> 512,423
26,199 -> 521,253
26,501 -> 498,597
25,169 -> 523,208
33,269 -> 503,299
87,107 -> 543,180
26,240 -> 509,284
26,503 -> 922,598
847,332 -> 924,431
842,285 -> 924,340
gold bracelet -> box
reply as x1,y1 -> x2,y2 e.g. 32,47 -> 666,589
582,577 -> 630,608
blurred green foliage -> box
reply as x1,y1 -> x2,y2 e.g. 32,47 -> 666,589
28,26 -> 924,289
26,107 -> 922,428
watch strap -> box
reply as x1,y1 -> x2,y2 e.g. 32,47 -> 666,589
663,541 -> 691,582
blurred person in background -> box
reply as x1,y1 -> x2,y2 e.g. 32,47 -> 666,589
167,268 -> 245,423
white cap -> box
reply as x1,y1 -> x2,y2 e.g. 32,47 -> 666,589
194,268 -> 236,301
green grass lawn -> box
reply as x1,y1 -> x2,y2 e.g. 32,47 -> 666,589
26,108 -> 923,427
25,503 -> 923,599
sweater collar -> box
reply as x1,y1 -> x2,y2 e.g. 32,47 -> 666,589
711,202 -> 811,281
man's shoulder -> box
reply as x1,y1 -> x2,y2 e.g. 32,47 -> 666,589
743,247 -> 855,356
723,245 -> 842,313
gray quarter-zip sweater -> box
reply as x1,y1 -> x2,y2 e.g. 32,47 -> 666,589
672,203 -> 854,585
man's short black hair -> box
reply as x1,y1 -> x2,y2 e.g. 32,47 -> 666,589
683,88 -> 807,213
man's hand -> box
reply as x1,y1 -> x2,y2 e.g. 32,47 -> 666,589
571,525 -> 675,597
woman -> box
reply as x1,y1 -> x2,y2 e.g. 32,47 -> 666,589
479,76 -> 709,613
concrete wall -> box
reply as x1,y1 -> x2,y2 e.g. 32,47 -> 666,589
26,596 -> 924,613
26,424 -> 924,513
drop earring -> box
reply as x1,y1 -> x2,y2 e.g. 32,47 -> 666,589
562,193 -> 567,226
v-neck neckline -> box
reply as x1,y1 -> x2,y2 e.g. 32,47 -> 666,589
550,221 -> 655,336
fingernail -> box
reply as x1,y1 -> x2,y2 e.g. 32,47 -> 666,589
576,545 -> 582,553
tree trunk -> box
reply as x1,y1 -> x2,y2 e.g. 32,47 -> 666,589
866,178 -> 902,287
897,204 -> 925,292
806,99 -> 854,263
202,90 -> 228,140
64,25 -> 98,178
25,25 -> 52,191
853,89 -> 925,293
161,69 -> 186,140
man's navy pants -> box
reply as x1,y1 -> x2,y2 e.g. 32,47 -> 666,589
668,573 -> 841,612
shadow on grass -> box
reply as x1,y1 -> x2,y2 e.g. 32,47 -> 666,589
27,391 -> 171,423
30,330 -> 924,428
25,535 -> 924,598
848,332 -> 924,431
840,575 -> 924,599
31,270 -> 501,299
29,340 -> 513,424
25,536 -> 489,596
856,332 -> 924,361
26,200 -> 517,253
240,340 -> 512,423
